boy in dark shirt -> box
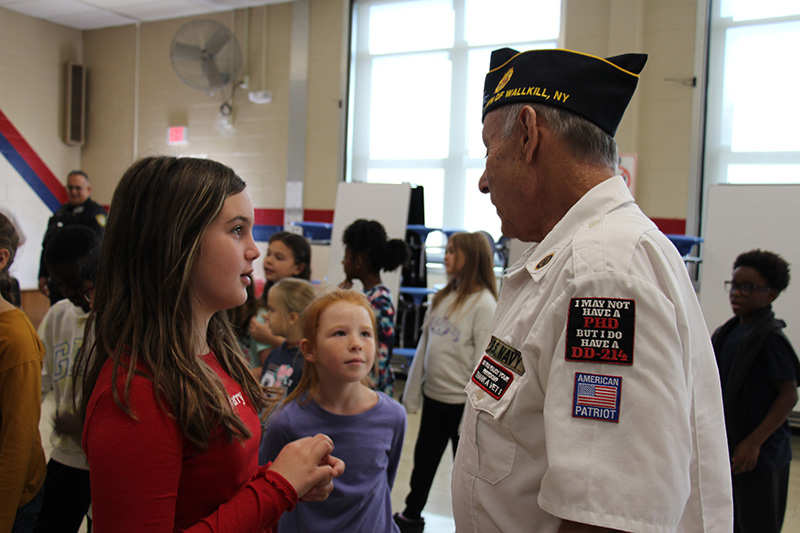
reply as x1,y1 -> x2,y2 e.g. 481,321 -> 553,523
712,249 -> 800,533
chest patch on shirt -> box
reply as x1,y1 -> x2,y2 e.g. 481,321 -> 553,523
565,298 -> 635,365
484,336 -> 525,375
471,355 -> 514,400
572,372 -> 621,423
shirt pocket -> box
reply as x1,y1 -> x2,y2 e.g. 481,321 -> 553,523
460,377 -> 519,484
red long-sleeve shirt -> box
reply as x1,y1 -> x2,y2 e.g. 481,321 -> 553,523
83,352 -> 297,532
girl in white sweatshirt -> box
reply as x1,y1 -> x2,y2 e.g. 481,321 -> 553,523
395,232 -> 498,533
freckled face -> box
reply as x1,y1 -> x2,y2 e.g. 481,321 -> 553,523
305,302 -> 375,385
191,191 -> 260,318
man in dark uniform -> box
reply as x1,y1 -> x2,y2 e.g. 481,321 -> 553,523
38,171 -> 106,304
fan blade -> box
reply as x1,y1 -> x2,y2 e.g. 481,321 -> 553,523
172,42 -> 203,61
205,28 -> 230,56
202,59 -> 224,90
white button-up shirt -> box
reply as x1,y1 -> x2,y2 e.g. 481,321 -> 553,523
452,176 -> 733,532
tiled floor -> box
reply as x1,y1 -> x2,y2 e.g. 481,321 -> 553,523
39,388 -> 800,533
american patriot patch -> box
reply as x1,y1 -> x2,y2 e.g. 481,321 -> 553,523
572,372 -> 621,423
565,298 -> 635,365
471,356 -> 513,400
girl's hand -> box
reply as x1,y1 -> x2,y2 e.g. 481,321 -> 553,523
301,452 -> 346,502
731,438 -> 760,474
338,279 -> 353,290
268,434 -> 345,500
249,312 -> 273,344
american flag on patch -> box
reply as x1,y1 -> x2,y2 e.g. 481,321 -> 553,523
576,383 -> 618,409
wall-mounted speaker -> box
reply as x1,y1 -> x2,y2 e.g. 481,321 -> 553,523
64,62 -> 85,146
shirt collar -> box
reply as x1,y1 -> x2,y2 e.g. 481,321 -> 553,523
516,175 -> 633,279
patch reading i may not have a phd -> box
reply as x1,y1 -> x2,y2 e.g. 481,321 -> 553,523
565,298 -> 635,365
573,372 -> 622,422
471,356 -> 514,400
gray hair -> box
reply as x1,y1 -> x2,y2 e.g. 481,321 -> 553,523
499,103 -> 618,171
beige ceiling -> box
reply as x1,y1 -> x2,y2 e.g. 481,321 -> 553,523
0,0 -> 291,30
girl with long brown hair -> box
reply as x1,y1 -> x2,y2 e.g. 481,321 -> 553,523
75,156 -> 343,532
394,231 -> 498,532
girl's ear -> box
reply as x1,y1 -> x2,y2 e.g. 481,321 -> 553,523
0,248 -> 8,272
292,262 -> 306,277
287,311 -> 300,326
300,338 -> 316,362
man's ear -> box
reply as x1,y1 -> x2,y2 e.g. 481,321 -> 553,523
518,105 -> 540,164
0,248 -> 9,272
300,338 -> 316,362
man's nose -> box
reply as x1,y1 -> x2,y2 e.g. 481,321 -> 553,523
478,171 -> 490,194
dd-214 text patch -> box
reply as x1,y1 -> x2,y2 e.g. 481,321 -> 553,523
572,372 -> 622,422
565,298 -> 635,365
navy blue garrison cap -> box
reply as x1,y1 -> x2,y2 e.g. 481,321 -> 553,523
482,48 -> 647,136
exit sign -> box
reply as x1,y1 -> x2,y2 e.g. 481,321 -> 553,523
167,126 -> 188,145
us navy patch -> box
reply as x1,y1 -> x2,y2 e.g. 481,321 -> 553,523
565,298 -> 635,365
471,356 -> 513,400
572,372 -> 621,423
484,336 -> 524,375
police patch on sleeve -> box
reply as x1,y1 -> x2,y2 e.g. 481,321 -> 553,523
572,372 -> 621,423
565,298 -> 635,365
471,355 -> 513,400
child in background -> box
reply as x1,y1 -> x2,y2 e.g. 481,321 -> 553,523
75,156 -> 343,531
228,275 -> 268,376
0,213 -> 46,532
34,226 -> 100,533
340,219 -> 409,396
712,249 -> 800,533
251,231 -> 312,356
259,278 -> 318,399
394,232 -> 498,533
260,290 -> 406,533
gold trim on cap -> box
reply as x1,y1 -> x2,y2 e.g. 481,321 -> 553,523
488,48 -> 642,78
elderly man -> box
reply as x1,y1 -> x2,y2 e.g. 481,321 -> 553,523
451,49 -> 733,532
38,171 -> 105,304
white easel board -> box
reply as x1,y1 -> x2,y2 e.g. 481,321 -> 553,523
324,182 -> 411,305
